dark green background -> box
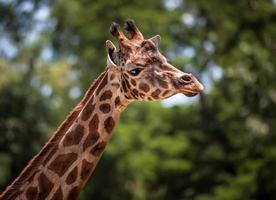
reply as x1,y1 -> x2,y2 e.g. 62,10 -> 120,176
1,0 -> 276,199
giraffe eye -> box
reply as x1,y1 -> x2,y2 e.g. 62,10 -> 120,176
129,68 -> 142,76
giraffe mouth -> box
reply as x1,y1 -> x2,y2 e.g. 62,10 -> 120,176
180,88 -> 201,97
183,91 -> 198,97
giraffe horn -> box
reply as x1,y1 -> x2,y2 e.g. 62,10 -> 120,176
110,22 -> 132,50
124,19 -> 144,41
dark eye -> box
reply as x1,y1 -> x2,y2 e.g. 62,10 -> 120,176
129,68 -> 142,76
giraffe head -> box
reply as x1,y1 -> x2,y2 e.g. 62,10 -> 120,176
106,19 -> 204,101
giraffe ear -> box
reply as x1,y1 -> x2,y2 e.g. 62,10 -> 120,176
149,35 -> 161,47
106,40 -> 118,68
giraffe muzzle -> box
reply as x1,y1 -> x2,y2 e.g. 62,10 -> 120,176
176,74 -> 204,97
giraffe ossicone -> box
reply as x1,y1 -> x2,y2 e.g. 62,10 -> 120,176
0,19 -> 203,200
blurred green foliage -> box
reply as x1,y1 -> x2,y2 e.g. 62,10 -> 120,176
1,0 -> 276,199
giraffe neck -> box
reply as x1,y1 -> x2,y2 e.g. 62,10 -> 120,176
0,69 -> 129,200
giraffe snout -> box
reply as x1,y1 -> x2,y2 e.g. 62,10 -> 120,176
175,73 -> 204,97
191,75 -> 204,92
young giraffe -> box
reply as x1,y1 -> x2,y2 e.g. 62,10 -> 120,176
0,19 -> 204,200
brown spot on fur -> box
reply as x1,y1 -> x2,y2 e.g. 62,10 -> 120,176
66,166 -> 78,185
50,187 -> 63,200
68,186 -> 80,200
123,73 -> 130,79
151,89 -> 161,99
48,153 -> 78,176
26,186 -> 38,200
146,75 -> 156,86
99,103 -> 111,113
158,78 -> 168,89
130,92 -> 138,99
90,141 -> 107,156
162,90 -> 170,97
115,96 -> 121,107
141,40 -> 157,52
124,78 -> 131,88
88,96 -> 94,104
111,83 -> 120,88
132,89 -> 139,98
96,73 -> 108,95
139,82 -> 150,92
81,159 -> 94,180
122,79 -> 128,93
100,90 -> 113,101
38,173 -> 54,199
81,103 -> 95,121
43,145 -> 58,165
26,169 -> 39,183
110,74 -> 115,80
89,114 -> 99,133
83,131 -> 100,151
139,92 -> 145,98
63,124 -> 84,147
130,79 -> 136,86
125,95 -> 131,99
104,117 -> 115,134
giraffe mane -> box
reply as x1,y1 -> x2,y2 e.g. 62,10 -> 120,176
0,70 -> 108,199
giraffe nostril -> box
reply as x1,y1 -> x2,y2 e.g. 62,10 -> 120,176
181,74 -> 192,83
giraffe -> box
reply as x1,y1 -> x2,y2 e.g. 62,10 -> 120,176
0,19 -> 204,200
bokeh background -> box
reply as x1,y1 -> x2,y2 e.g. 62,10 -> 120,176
1,0 -> 276,199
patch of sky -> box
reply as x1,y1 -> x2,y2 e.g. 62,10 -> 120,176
182,64 -> 199,75
181,13 -> 206,28
198,62 -> 223,93
1,2 -> 60,49
69,86 -> 81,99
41,84 -> 53,97
41,45 -> 54,61
164,0 -> 182,11
0,0 -> 13,4
68,54 -> 79,65
68,70 -> 79,81
166,46 -> 196,60
25,24 -> 44,44
25,5 -> 52,44
0,36 -> 18,59
203,40 -> 215,53
162,93 -> 200,107
181,46 -> 196,58
18,1 -> 34,12
181,13 -> 195,28
34,5 -> 50,21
